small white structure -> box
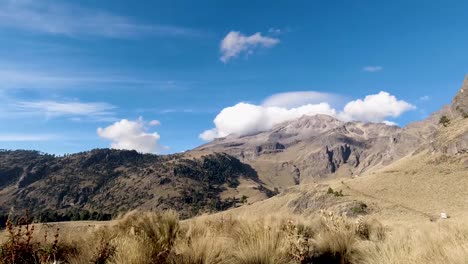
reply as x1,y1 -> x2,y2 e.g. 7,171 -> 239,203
441,212 -> 448,219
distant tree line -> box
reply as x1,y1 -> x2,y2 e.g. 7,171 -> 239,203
0,209 -> 112,228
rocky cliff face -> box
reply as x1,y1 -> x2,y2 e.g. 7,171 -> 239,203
194,115 -> 416,187
452,75 -> 468,118
195,76 -> 468,187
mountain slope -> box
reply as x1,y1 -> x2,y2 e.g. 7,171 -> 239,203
0,149 -> 273,219
218,78 -> 468,223
0,75 -> 466,224
194,116 -> 427,190
194,76 -> 468,192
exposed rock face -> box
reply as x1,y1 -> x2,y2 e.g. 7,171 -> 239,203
429,75 -> 468,155
195,115 -> 419,186
452,75 -> 468,117
195,75 -> 468,187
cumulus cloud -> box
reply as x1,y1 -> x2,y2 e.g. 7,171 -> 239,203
262,91 -> 342,108
199,102 -> 336,141
199,91 -> 415,141
363,66 -> 383,72
338,91 -> 415,123
97,117 -> 161,153
220,31 -> 279,63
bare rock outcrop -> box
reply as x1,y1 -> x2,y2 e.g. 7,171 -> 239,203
452,75 -> 468,117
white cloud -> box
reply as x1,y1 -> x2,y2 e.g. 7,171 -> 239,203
268,28 -> 282,34
381,120 -> 398,126
220,31 -> 279,63
97,117 -> 161,153
0,0 -> 201,38
14,100 -> 115,118
199,102 -> 336,141
0,67 -> 184,91
199,129 -> 220,142
262,91 -> 342,108
200,91 -> 415,141
338,91 -> 415,123
419,95 -> 430,101
363,66 -> 383,72
149,120 -> 161,126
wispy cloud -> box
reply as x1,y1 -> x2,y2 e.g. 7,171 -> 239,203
220,31 -> 280,63
419,95 -> 430,101
268,28 -> 282,35
0,97 -> 117,122
0,66 -> 186,91
14,100 -> 116,119
0,0 -> 202,38
134,107 -> 213,115
15,100 -> 114,116
0,133 -> 59,142
363,66 -> 383,72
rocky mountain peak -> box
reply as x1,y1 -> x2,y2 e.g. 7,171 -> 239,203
451,74 -> 468,117
272,114 -> 344,136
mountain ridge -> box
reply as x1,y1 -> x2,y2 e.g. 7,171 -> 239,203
0,75 -> 466,222
0,149 -> 274,220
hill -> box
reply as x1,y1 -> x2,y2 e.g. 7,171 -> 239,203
0,149 -> 274,221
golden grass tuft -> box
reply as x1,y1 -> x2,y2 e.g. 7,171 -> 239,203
3,210 -> 468,264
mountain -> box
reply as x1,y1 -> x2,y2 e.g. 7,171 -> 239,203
0,149 -> 274,220
217,77 -> 468,222
194,115 -> 424,189
195,76 -> 468,192
0,75 -> 466,223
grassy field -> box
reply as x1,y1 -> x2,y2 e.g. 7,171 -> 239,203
1,209 -> 468,264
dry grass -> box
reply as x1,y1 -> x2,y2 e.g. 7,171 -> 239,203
2,211 -> 468,263
357,221 -> 468,264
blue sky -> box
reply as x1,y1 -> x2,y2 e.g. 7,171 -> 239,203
0,0 -> 467,154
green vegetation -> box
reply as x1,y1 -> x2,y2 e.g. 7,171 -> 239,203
439,115 -> 450,127
327,187 -> 343,197
350,202 -> 368,215
0,150 -> 272,221
240,195 -> 248,204
0,210 -> 112,229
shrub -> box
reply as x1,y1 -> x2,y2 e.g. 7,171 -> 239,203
108,210 -> 180,263
229,221 -> 290,264
92,237 -> 116,264
0,213 -> 75,264
439,115 -> 450,127
350,202 -> 368,215
327,187 -> 343,197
